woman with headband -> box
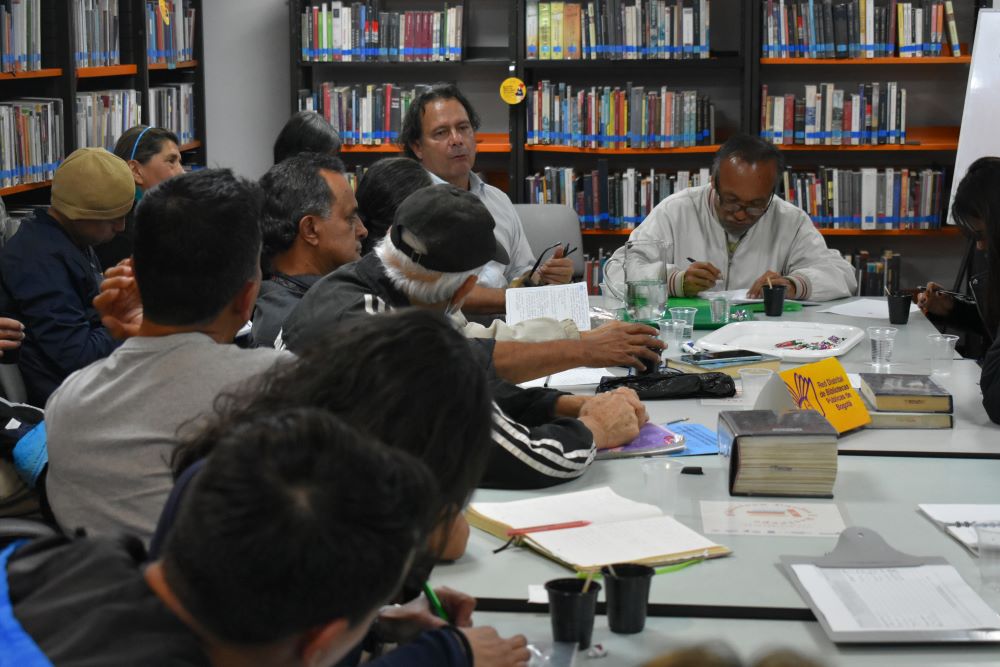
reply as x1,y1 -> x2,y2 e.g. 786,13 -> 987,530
96,125 -> 185,267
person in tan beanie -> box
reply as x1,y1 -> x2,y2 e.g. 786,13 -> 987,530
0,147 -> 135,406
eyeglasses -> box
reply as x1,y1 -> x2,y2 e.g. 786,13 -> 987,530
713,182 -> 774,218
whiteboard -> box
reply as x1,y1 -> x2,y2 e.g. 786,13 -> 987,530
950,10 -> 1000,224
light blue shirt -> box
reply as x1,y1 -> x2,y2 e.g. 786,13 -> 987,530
427,170 -> 537,287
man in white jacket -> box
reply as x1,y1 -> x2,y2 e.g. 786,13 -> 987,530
612,134 -> 857,302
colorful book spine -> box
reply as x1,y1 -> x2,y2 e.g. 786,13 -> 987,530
0,97 -> 63,187
75,89 -> 142,151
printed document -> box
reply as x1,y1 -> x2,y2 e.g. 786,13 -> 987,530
506,282 -> 591,331
701,501 -> 846,537
790,564 -> 1000,632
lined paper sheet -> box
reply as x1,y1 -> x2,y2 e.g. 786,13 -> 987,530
530,515 -> 720,569
791,564 -> 1000,633
505,282 -> 591,331
469,487 -> 661,530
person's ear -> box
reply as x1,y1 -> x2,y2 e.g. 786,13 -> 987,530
128,160 -> 144,186
299,215 -> 321,247
409,140 -> 424,161
299,618 -> 352,667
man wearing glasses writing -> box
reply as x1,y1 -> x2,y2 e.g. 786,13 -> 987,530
612,134 -> 856,302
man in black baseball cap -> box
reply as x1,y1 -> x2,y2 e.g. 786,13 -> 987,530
390,184 -> 509,273
280,183 -> 648,491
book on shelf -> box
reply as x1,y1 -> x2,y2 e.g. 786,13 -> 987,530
149,83 -> 196,145
780,166 -> 946,230
526,81 -> 715,149
526,0 -> 711,61
761,81 -> 907,146
840,249 -> 902,295
467,486 -> 730,571
300,2 -> 463,63
762,0 -> 962,59
857,372 -> 953,412
584,250 -> 610,294
667,351 -> 783,378
75,89 -> 142,151
73,0 -> 120,69
299,82 -> 431,146
0,98 -> 63,189
1,0 -> 42,73
918,504 -> 1000,555
146,1 -> 197,66
718,409 -> 839,498
527,163 -> 710,231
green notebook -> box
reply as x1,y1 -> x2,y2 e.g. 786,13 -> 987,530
667,297 -> 803,330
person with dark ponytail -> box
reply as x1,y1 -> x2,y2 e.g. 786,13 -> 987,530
950,158 -> 1000,422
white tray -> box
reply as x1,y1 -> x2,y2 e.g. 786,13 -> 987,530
695,321 -> 864,361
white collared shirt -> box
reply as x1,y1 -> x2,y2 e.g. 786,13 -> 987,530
427,170 -> 537,287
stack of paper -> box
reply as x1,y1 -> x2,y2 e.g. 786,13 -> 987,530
919,504 -> 1000,555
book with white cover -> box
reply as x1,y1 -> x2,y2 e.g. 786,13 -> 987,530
467,486 -> 730,571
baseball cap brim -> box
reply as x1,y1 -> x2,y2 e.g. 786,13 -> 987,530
492,239 -> 510,266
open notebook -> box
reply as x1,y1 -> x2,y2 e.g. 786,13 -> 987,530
467,486 -> 730,572
919,504 -> 1000,556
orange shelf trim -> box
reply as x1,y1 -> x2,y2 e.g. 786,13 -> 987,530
77,64 -> 138,78
0,68 -> 63,80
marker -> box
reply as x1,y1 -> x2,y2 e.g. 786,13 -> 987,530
686,256 -> 698,264
423,583 -> 450,622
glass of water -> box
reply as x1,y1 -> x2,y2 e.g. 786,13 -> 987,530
928,333 -> 959,376
658,319 -> 686,357
668,307 -> 697,340
867,327 -> 898,368
704,292 -> 730,324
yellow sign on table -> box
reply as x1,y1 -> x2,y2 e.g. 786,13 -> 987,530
778,358 -> 871,434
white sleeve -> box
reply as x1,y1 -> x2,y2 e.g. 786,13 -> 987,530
784,215 -> 858,301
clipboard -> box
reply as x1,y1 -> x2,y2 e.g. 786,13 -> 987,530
781,527 -> 1000,644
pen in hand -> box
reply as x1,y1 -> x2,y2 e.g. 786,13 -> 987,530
423,582 -> 450,622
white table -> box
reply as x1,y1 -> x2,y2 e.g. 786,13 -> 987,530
433,455 -> 1000,616
474,612 -> 1000,667
582,297 -> 1000,457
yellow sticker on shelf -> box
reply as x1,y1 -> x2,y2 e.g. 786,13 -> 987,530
159,0 -> 171,25
499,77 -> 526,106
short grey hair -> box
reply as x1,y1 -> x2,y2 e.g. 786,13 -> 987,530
375,235 -> 480,305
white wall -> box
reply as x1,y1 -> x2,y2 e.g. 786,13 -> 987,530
203,0 -> 290,179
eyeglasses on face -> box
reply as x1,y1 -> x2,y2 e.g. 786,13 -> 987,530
713,180 -> 774,218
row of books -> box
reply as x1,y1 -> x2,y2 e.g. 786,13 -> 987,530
149,83 -> 196,146
526,0 -> 711,60
762,0 -> 962,59
845,249 -> 903,296
73,0 -> 120,69
300,2 -> 464,63
146,0 -> 197,65
0,98 -> 63,189
2,0 -> 41,73
298,83 -> 430,146
75,89 -> 141,152
760,81 -> 907,146
526,81 -> 716,149
526,163 -> 710,230
780,166 -> 946,230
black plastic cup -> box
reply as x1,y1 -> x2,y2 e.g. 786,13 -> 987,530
545,578 -> 601,649
887,292 -> 912,325
762,284 -> 786,317
601,563 -> 654,634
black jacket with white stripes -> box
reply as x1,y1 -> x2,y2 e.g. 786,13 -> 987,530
282,254 -> 596,489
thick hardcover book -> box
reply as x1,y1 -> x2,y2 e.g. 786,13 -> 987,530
833,1 -> 849,57
860,397 -> 954,429
719,409 -> 839,498
858,373 -> 953,413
